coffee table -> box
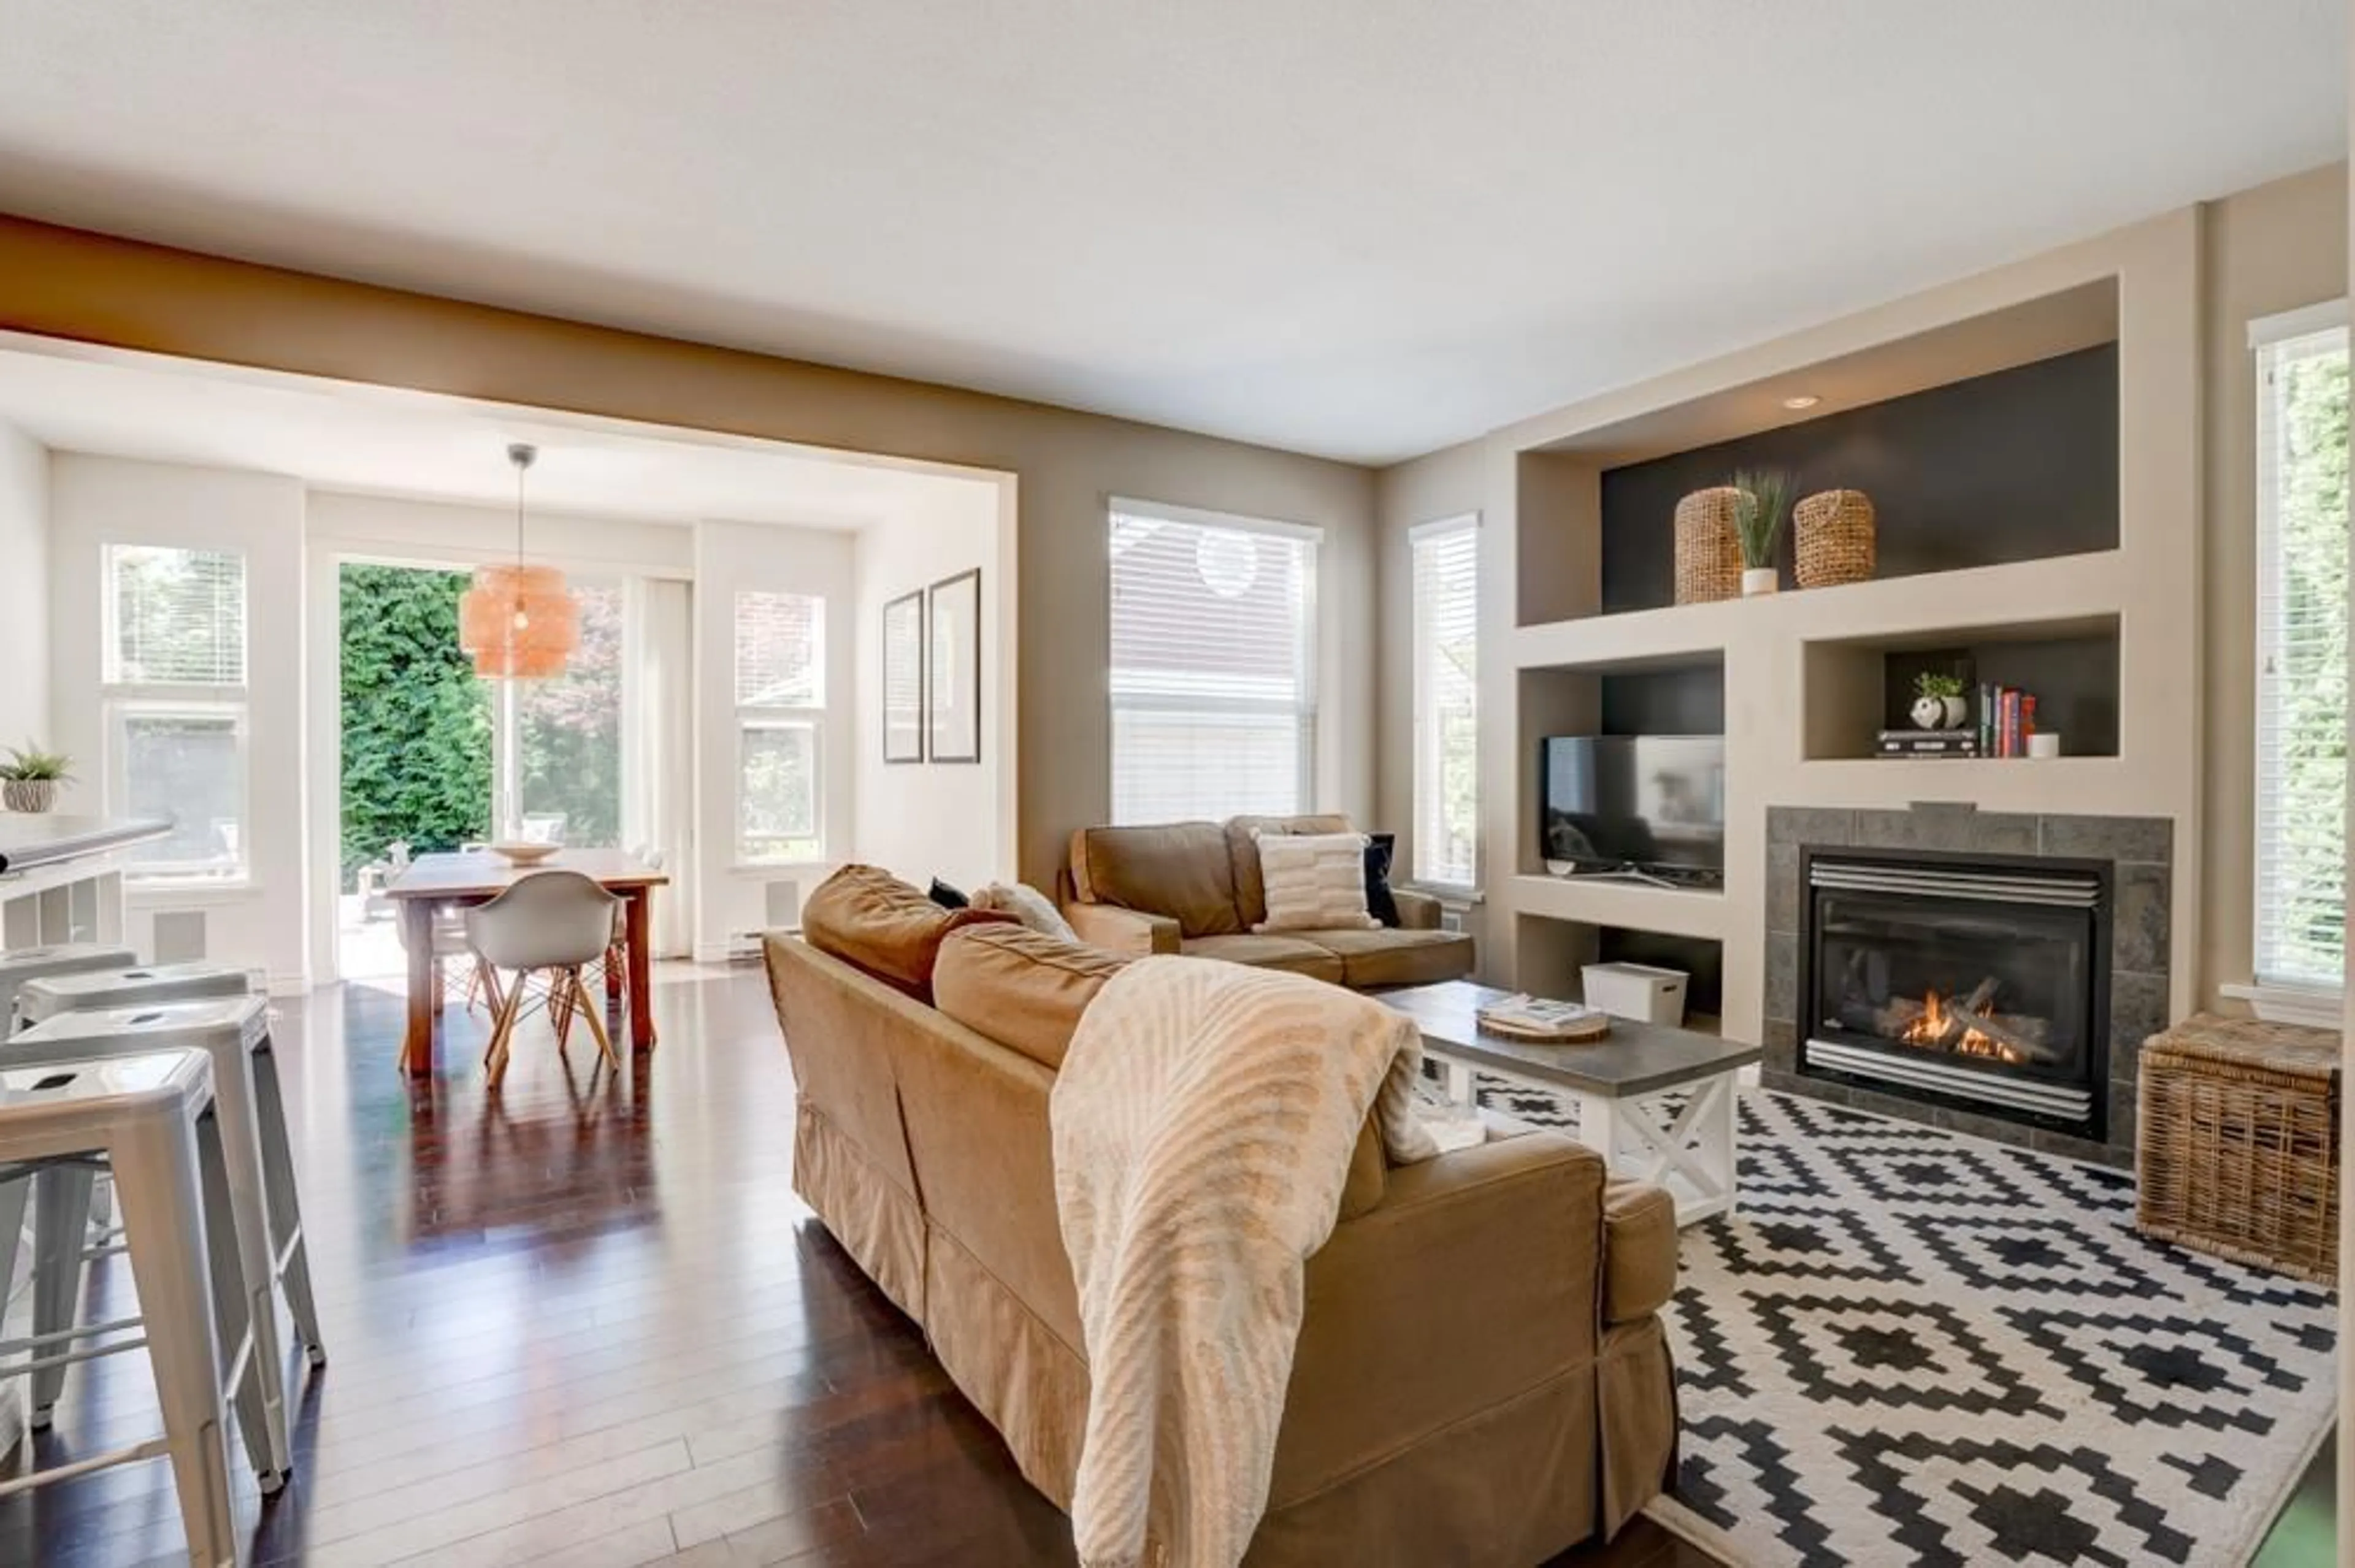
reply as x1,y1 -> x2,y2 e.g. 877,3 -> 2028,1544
1383,980 -> 1761,1225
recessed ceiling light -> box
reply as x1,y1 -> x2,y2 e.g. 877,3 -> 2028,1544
1781,394 -> 1822,410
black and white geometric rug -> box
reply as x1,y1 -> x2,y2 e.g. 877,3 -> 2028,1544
1455,1076 -> 2339,1568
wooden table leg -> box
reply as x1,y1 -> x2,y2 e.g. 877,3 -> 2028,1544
625,890 -> 657,1048
400,899 -> 437,1077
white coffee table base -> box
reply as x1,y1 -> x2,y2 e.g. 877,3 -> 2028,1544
1439,1057 -> 1739,1226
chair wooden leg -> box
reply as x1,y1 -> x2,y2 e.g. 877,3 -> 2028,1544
480,960 -> 505,1015
552,970 -> 576,1051
573,971 -> 619,1069
484,977 -> 526,1089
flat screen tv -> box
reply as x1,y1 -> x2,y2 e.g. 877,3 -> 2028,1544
1542,735 -> 1726,879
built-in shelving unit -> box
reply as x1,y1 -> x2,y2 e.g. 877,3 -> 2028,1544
1511,873 -> 1728,941
1485,217 -> 2202,1039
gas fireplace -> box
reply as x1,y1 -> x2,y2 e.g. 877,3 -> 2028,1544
1799,848 -> 2110,1136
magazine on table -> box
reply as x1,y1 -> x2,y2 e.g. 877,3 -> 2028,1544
1474,993 -> 1610,1041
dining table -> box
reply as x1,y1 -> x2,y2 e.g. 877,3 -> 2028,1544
380,847 -> 670,1078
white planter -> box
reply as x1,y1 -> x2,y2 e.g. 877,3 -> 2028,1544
1910,696 -> 1947,731
1,779 -> 57,813
1942,694 -> 1969,729
1741,567 -> 1779,597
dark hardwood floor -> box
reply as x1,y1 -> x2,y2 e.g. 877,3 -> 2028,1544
0,967 -> 1718,1567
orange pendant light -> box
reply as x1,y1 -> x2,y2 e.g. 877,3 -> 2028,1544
459,443 -> 579,678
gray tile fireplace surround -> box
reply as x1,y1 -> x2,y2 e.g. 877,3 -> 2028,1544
1764,801 -> 2170,1168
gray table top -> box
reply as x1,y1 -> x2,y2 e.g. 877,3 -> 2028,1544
1382,979 -> 1763,1098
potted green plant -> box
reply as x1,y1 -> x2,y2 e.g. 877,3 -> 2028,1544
0,742 -> 72,813
1730,469 -> 1793,596
1911,673 -> 1967,731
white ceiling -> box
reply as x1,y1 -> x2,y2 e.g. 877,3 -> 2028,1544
0,342 -> 990,528
0,2 -> 2342,464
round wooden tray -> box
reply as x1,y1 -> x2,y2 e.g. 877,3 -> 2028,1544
1476,1011 -> 1612,1044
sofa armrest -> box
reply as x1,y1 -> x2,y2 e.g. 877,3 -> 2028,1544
1601,1179 -> 1678,1325
1062,901 -> 1181,956
1391,889 -> 1444,930
1274,1131 -> 1611,1508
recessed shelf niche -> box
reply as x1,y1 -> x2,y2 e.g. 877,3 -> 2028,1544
1802,614 -> 2121,761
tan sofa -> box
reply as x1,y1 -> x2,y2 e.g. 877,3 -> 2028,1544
765,865 -> 1680,1567
1060,814 -> 1477,989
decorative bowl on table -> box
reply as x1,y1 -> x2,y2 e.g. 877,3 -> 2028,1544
489,842 -> 561,866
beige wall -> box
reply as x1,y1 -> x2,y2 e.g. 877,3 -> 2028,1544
2199,163 -> 2348,1008
0,216 -> 1377,893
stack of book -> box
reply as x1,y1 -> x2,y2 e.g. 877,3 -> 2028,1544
1978,683 -> 2039,758
1877,728 -> 1979,758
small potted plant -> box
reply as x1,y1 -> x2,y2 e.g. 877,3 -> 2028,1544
0,743 -> 72,813
1910,673 -> 1967,732
1730,468 -> 1793,597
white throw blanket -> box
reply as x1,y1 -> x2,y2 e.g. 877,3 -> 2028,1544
1050,957 -> 1440,1568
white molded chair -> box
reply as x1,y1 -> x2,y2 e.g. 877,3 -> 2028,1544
465,871 -> 624,1089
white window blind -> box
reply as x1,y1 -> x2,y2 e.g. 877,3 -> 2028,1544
1412,517 -> 1479,887
1109,502 -> 1317,824
2253,307 -> 2350,991
105,545 -> 247,686
102,545 -> 251,880
733,591 -> 826,863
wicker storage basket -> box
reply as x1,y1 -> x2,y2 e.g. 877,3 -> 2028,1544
1794,489 -> 1875,588
2136,1012 -> 2340,1285
1673,488 -> 1744,605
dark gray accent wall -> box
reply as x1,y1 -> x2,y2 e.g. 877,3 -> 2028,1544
1597,345 -> 2120,613
1600,665 -> 1726,736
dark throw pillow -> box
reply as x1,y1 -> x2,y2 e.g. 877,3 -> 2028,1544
1363,833 -> 1401,928
928,877 -> 970,910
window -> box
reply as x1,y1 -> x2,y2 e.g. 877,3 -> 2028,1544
734,590 -> 825,862
2253,305 -> 2350,993
102,545 -> 249,881
1109,501 -> 1317,824
1412,517 -> 1479,887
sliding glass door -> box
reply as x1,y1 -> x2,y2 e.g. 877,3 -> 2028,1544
337,564 -> 628,978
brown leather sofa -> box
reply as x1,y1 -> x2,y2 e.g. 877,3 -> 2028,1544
1060,814 -> 1477,988
765,865 -> 1680,1567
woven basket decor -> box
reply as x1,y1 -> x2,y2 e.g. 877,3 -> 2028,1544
1673,488 -> 1744,605
2136,1012 -> 2341,1285
1794,489 -> 1875,588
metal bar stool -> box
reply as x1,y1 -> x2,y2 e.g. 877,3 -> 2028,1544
12,996 -> 324,1485
14,963 -> 254,1318
0,1047 -> 266,1567
0,944 -> 140,1032
16,961 -> 253,1025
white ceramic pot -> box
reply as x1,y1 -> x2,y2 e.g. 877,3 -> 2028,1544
1942,694 -> 1969,729
1909,696 -> 1947,731
1,779 -> 58,813
1741,567 -> 1779,597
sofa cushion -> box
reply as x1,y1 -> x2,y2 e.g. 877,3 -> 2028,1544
1068,822 -> 1243,937
1226,814 -> 1353,929
1180,932 -> 1347,985
1288,927 -> 1477,989
1601,1180 -> 1679,1325
802,864 -> 1016,1003
933,924 -> 1129,1069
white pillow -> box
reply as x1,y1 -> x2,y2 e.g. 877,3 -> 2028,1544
1253,831 -> 1378,934
970,881 -> 1079,944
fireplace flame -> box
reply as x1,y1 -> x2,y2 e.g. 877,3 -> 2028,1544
1899,990 -> 2026,1065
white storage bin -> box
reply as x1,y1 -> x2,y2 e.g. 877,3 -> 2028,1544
1581,961 -> 1689,1026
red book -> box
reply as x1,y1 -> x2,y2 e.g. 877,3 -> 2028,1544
2002,690 -> 2020,758
2022,694 -> 2037,749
